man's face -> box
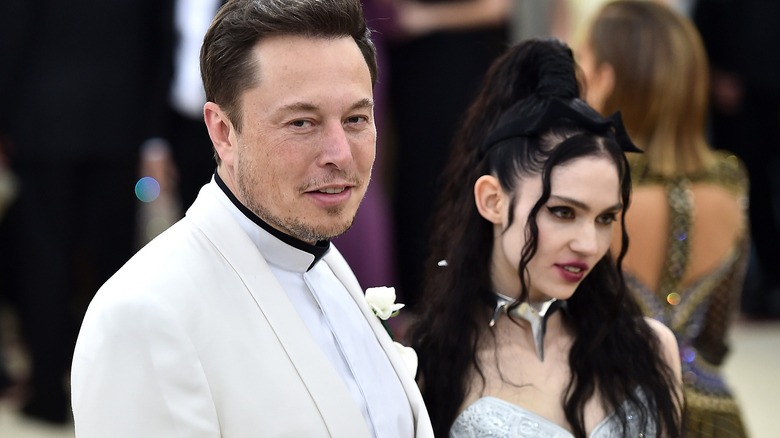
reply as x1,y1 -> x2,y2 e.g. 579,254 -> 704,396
227,35 -> 376,243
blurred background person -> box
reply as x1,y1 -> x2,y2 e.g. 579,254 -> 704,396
135,0 -> 223,246
550,0 -> 695,48
693,0 -> 780,319
0,136 -> 17,399
382,0 -> 513,311
153,0 -> 223,211
0,0 -> 174,424
579,1 -> 750,435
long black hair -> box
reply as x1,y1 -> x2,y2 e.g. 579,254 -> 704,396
407,38 -> 681,438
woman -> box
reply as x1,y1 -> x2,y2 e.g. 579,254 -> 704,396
578,1 -> 750,436
407,38 -> 682,437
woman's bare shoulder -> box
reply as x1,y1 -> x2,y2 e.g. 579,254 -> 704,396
643,317 -> 682,379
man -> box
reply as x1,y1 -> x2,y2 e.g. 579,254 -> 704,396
70,0 -> 434,436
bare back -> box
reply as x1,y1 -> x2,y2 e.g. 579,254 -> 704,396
620,181 -> 746,292
613,151 -> 749,431
616,152 -> 748,298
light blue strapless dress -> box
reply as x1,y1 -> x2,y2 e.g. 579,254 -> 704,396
450,394 -> 655,437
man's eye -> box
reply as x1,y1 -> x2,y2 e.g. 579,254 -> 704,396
290,120 -> 311,128
346,115 -> 368,124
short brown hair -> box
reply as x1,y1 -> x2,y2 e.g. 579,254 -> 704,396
200,0 -> 378,134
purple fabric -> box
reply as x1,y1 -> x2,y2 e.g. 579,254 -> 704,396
333,0 -> 398,290
334,179 -> 397,289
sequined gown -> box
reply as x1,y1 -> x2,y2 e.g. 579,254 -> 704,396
626,152 -> 749,437
450,391 -> 655,437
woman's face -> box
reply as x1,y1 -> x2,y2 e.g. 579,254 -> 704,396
491,155 -> 622,302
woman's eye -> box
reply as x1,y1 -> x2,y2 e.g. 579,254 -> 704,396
547,206 -> 574,219
597,213 -> 617,225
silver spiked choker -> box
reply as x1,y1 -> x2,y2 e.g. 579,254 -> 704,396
490,292 -> 565,362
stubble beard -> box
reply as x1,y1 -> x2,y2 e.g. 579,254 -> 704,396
236,162 -> 359,243
256,200 -> 355,242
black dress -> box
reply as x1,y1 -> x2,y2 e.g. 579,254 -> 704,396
386,2 -> 510,309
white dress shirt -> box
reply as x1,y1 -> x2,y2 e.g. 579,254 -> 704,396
212,178 -> 414,438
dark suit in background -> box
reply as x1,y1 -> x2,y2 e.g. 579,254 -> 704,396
163,0 -> 223,209
0,0 -> 174,422
385,1 -> 510,310
693,0 -> 780,318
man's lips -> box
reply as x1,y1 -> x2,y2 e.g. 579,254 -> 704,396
304,184 -> 355,207
311,186 -> 348,194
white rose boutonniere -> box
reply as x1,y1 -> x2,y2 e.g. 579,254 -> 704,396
393,341 -> 419,377
365,287 -> 418,376
365,286 -> 405,320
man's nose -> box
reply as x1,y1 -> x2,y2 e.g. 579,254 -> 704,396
318,121 -> 352,168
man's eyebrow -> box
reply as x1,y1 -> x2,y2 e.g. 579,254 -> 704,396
278,98 -> 375,113
549,195 -> 623,212
350,98 -> 375,110
278,101 -> 317,113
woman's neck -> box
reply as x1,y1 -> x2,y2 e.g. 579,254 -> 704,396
490,291 -> 567,361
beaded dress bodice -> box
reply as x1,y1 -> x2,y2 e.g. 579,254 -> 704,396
626,152 -> 749,434
451,392 -> 654,438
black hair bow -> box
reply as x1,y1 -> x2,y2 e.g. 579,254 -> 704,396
480,98 -> 641,156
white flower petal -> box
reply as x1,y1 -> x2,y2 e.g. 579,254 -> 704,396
393,342 -> 418,377
365,286 -> 404,320
374,307 -> 392,320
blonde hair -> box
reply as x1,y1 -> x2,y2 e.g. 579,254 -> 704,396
586,0 -> 714,176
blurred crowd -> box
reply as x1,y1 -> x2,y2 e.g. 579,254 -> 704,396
0,0 -> 778,429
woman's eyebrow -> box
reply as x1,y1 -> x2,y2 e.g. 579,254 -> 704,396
549,195 -> 623,212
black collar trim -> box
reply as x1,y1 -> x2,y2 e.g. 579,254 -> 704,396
214,172 -> 330,270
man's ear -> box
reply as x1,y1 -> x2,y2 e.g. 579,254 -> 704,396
204,102 -> 236,166
474,175 -> 504,225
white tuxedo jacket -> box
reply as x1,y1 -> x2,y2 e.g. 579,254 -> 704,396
71,184 -> 433,438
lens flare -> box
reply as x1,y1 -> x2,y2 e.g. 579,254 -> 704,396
135,177 -> 161,203
681,346 -> 696,364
